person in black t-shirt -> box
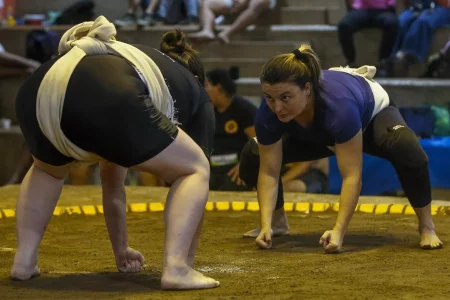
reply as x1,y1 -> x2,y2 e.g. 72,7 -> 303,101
205,67 -> 256,191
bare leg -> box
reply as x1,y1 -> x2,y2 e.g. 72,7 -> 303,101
414,204 -> 443,249
128,0 -> 140,13
11,161 -> 70,280
187,213 -> 204,268
145,0 -> 160,14
243,207 -> 290,238
188,0 -> 229,42
133,129 -> 219,290
217,0 -> 269,44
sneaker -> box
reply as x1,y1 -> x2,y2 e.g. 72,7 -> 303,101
114,13 -> 137,27
137,13 -> 155,26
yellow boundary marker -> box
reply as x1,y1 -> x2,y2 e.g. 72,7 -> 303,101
1,202 -> 449,218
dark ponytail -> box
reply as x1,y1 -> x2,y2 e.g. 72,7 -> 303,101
160,29 -> 205,86
260,43 -> 322,94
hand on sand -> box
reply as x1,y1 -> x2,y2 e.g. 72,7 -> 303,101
243,227 -> 290,238
319,229 -> 344,253
255,228 -> 273,249
115,247 -> 145,273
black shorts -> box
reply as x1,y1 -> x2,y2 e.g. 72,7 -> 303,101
15,54 -> 178,167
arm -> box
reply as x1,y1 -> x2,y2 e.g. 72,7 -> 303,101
244,126 -> 256,139
0,67 -> 30,78
99,161 -> 129,255
227,126 -> 256,183
333,129 -> 363,233
100,161 -> 145,272
281,161 -> 314,184
0,51 -> 40,69
257,138 -> 283,233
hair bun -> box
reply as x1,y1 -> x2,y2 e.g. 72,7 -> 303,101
161,29 -> 188,55
229,66 -> 240,80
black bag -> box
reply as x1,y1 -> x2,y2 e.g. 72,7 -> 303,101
25,30 -> 60,63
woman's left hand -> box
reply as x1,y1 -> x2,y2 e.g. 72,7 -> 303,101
227,163 -> 244,185
319,229 -> 345,253
115,247 -> 145,273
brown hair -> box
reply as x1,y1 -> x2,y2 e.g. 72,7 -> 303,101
260,44 -> 322,94
160,29 -> 205,86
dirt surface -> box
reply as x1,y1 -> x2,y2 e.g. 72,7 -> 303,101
0,212 -> 449,300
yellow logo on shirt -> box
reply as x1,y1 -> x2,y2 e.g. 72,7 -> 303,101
225,120 -> 238,134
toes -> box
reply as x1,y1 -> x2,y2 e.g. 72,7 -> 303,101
421,242 -> 443,250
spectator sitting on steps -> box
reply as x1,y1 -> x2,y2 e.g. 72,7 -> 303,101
188,0 -> 276,44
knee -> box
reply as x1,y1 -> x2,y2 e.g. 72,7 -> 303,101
195,152 -> 211,181
384,126 -> 429,169
338,16 -> 356,33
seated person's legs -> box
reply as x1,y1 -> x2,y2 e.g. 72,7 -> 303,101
138,0 -> 162,26
282,158 -> 329,193
115,0 -> 143,26
217,0 -> 273,44
337,9 -> 370,66
188,0 -> 236,42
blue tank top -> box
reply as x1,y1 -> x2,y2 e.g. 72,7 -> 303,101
255,70 -> 375,145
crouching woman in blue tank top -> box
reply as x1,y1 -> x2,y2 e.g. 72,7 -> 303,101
239,44 -> 443,252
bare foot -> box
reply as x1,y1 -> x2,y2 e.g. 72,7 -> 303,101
161,264 -> 220,290
188,31 -> 216,43
243,208 -> 290,238
319,229 -> 344,253
217,32 -> 230,44
243,227 -> 290,238
420,227 -> 443,250
10,265 -> 40,281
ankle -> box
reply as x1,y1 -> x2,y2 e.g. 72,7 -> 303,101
164,256 -> 189,271
419,223 -> 435,233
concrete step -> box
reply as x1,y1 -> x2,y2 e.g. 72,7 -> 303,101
2,26 -> 450,69
282,0 -> 341,8
196,41 -> 300,59
202,58 -> 267,77
235,77 -> 450,107
279,7 -> 328,25
240,7 -> 329,25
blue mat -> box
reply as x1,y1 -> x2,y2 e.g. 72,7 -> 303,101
328,137 -> 450,195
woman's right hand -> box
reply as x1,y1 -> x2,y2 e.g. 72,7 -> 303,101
255,228 -> 273,249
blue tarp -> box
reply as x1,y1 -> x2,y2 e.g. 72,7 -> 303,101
328,137 -> 450,195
